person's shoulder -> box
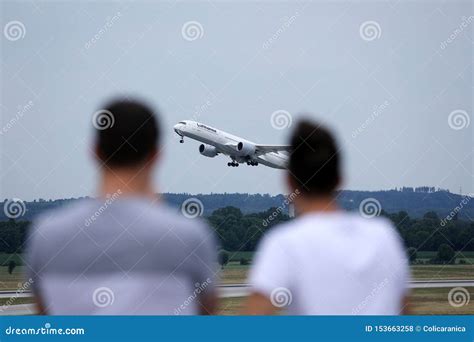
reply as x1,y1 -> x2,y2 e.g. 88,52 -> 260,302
31,198 -> 96,234
147,203 -> 212,239
358,214 -> 398,235
350,213 -> 404,247
259,218 -> 305,246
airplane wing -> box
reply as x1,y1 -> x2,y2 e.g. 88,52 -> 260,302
255,145 -> 292,155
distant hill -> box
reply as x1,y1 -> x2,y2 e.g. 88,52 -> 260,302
1,190 -> 473,222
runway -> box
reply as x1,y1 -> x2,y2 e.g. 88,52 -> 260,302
0,280 -> 472,315
220,280 -> 474,298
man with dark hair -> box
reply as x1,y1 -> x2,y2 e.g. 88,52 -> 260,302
244,119 -> 409,315
26,99 -> 218,315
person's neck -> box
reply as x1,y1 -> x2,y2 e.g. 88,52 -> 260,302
294,195 -> 339,216
99,167 -> 156,199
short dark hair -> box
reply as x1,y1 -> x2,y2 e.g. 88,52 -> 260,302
94,99 -> 160,167
288,119 -> 341,196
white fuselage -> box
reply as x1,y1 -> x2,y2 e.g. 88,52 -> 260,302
173,120 -> 288,169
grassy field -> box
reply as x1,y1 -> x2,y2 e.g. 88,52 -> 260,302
1,263 -> 472,292
0,266 -> 28,291
0,253 -> 24,266
219,262 -> 474,284
411,265 -> 474,280
218,287 -> 474,315
0,265 -> 471,316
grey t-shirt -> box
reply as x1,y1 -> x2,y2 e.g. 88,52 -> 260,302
26,197 -> 217,315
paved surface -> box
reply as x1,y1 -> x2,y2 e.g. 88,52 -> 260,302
0,280 -> 473,315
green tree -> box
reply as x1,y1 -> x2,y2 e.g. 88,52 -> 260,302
218,250 -> 229,269
7,260 -> 16,275
406,247 -> 417,264
437,244 -> 455,263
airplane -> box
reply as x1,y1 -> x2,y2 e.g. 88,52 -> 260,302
173,120 -> 290,169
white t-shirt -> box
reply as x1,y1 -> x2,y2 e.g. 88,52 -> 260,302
249,212 -> 410,315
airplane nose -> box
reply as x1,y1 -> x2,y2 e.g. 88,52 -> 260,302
174,124 -> 182,135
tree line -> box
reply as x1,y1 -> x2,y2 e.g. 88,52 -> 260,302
0,207 -> 472,262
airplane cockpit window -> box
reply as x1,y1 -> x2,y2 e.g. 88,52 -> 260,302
178,121 -> 187,125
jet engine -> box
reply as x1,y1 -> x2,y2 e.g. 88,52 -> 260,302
236,141 -> 256,156
199,144 -> 218,157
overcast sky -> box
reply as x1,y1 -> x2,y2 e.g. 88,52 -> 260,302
1,0 -> 472,201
